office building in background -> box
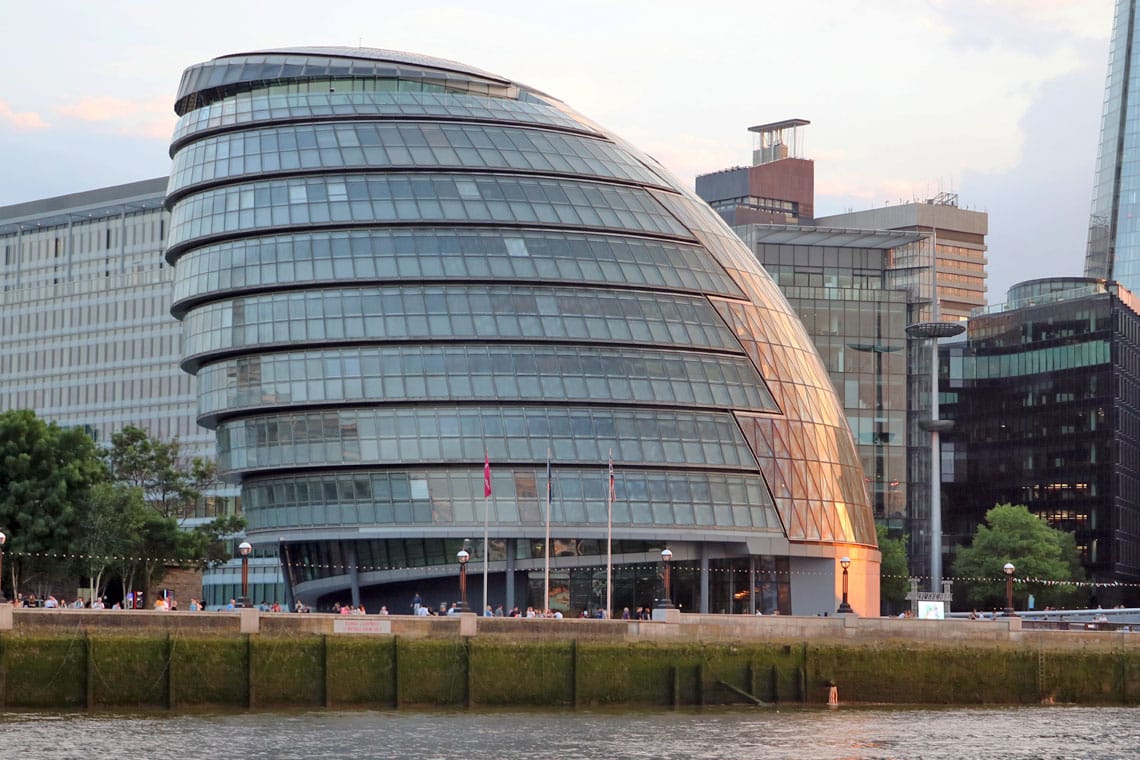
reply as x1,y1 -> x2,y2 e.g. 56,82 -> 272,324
696,123 -> 988,586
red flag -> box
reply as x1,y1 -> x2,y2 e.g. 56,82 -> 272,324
483,453 -> 492,498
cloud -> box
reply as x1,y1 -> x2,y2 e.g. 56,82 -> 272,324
56,95 -> 176,140
0,100 -> 49,130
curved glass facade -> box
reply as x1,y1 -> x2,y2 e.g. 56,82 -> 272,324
245,469 -> 779,531
168,121 -> 666,201
166,172 -> 691,255
181,284 -> 743,364
195,345 -> 775,424
170,91 -> 595,149
171,229 -> 742,312
167,47 -> 875,614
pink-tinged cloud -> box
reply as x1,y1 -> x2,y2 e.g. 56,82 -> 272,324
56,96 -> 175,140
0,100 -> 49,130
58,96 -> 142,123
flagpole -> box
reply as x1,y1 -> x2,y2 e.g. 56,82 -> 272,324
607,449 -> 614,620
544,448 -> 552,614
482,451 -> 490,615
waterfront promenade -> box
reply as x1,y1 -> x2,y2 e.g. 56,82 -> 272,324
4,603 -> 1134,645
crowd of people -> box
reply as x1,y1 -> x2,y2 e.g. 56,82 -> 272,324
11,590 -> 664,619
13,593 -> 116,609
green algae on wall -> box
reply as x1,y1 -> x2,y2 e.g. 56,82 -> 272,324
3,632 -> 1140,710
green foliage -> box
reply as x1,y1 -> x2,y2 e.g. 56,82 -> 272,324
952,503 -> 1085,610
106,425 -> 217,520
0,410 -> 107,594
877,525 -> 909,613
104,426 -> 240,595
75,482 -> 148,600
0,415 -> 239,600
181,514 -> 249,569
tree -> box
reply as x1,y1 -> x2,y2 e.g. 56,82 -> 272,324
181,514 -> 249,569
0,410 -> 106,597
106,426 -> 217,521
877,525 -> 909,615
952,503 -> 1085,611
75,482 -> 148,603
104,425 -> 241,603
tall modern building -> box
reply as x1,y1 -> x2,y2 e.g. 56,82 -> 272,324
164,47 -> 880,616
0,180 -> 196,448
1086,0 -> 1140,290
817,195 -> 988,324
0,180 -> 247,607
941,278 -> 1140,604
731,224 -> 923,535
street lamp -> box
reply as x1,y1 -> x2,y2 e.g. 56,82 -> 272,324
0,530 -> 6,603
906,320 -> 965,592
1003,562 -> 1016,616
456,547 -> 470,612
238,541 -> 252,608
658,547 -> 674,609
837,556 -> 854,614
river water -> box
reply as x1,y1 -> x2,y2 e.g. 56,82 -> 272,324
1,705 -> 1135,759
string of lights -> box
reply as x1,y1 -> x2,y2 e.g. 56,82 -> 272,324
3,549 -> 1132,589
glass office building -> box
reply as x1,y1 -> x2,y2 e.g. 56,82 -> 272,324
0,180 -> 197,449
732,225 -> 923,534
941,278 -> 1140,603
165,47 -> 878,615
0,180 -> 252,608
1087,0 -> 1140,291
696,124 -> 988,587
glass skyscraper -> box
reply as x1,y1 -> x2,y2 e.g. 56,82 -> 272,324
1087,0 -> 1140,289
165,47 -> 878,616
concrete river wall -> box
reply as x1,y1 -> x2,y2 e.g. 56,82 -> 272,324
1,606 -> 1137,710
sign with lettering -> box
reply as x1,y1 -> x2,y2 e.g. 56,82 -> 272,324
904,578 -> 954,615
333,618 -> 391,634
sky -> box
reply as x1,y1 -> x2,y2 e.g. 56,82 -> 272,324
0,0 -> 1116,303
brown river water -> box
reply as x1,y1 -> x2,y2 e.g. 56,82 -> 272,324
0,705 -> 1134,759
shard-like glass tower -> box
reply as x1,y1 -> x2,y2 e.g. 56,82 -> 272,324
1087,0 -> 1140,288
165,47 -> 877,615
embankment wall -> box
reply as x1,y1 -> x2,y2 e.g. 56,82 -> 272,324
0,607 -> 1135,709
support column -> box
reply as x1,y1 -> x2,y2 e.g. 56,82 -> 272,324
347,543 -> 361,608
727,559 -> 735,614
699,546 -> 710,614
748,556 -> 757,615
280,541 -> 295,611
505,539 -> 516,609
